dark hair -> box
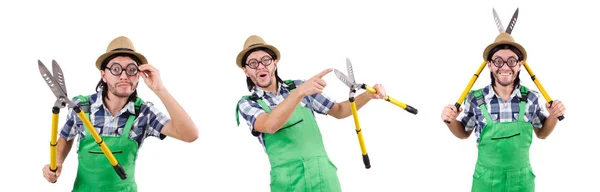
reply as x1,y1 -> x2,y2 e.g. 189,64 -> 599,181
486,44 -> 523,89
95,53 -> 142,102
241,47 -> 283,91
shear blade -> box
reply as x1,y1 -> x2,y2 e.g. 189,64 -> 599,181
38,60 -> 67,100
52,60 -> 68,96
334,69 -> 355,88
345,57 -> 356,84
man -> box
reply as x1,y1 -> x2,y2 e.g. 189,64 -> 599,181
441,32 -> 566,191
234,35 -> 388,191
41,36 -> 199,191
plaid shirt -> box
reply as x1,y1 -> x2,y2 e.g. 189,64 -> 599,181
59,89 -> 170,150
457,84 -> 549,144
237,79 -> 336,151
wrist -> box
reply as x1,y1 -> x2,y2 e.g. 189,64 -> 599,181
291,89 -> 306,99
154,87 -> 169,97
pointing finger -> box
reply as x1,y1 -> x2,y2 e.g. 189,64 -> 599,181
314,68 -> 333,79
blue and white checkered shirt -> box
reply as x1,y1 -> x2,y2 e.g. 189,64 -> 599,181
237,80 -> 336,151
59,89 -> 171,149
457,84 -> 549,144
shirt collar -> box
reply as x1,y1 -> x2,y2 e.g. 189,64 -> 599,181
485,84 -> 522,101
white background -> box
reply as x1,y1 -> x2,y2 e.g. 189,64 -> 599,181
1,0 -> 598,191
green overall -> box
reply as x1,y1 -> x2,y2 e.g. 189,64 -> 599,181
236,80 -> 342,192
72,95 -> 143,192
470,86 -> 536,192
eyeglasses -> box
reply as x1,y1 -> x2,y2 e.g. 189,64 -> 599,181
245,55 -> 273,69
107,63 -> 139,76
492,57 -> 519,68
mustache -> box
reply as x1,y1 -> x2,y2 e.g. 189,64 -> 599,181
115,81 -> 133,86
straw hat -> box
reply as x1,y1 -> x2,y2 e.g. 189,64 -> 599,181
483,32 -> 527,61
95,36 -> 148,70
236,35 -> 280,68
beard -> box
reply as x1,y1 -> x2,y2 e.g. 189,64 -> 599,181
107,81 -> 137,98
253,70 -> 275,89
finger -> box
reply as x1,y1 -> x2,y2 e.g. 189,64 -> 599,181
316,79 -> 327,87
314,68 -> 333,79
314,83 -> 325,91
449,105 -> 457,112
138,64 -> 155,71
138,65 -> 157,76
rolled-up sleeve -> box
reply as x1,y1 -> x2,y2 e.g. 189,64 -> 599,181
59,107 -> 79,141
530,90 -> 549,129
237,98 -> 266,133
144,102 -> 171,140
457,93 -> 479,132
292,80 -> 335,115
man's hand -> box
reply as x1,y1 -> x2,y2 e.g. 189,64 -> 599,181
546,100 -> 566,119
42,164 -> 62,183
139,64 -> 166,93
442,104 -> 462,123
296,68 -> 333,97
367,84 -> 387,99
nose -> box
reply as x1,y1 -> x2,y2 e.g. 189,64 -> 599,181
257,62 -> 267,70
119,70 -> 129,80
500,62 -> 512,70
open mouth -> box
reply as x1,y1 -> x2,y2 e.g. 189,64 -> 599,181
257,72 -> 269,79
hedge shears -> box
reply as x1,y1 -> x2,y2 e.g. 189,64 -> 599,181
333,58 -> 418,169
38,60 -> 128,180
444,8 -> 564,124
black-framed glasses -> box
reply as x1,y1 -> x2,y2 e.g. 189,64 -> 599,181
245,55 -> 273,69
108,63 -> 139,76
492,57 -> 519,68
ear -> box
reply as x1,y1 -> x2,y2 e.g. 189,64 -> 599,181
242,67 -> 249,77
273,60 -> 278,70
100,70 -> 107,82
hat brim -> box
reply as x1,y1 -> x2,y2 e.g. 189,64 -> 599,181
96,51 -> 148,70
236,44 -> 280,68
483,41 -> 527,61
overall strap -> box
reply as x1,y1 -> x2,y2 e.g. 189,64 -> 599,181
74,95 -> 93,137
283,79 -> 296,91
518,85 -> 529,121
235,94 -> 271,126
123,97 -> 144,139
472,89 -> 493,124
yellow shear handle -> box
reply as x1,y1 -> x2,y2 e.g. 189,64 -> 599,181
50,108 -> 59,173
74,106 -> 128,180
444,61 -> 487,124
350,101 -> 370,169
364,86 -> 418,115
523,62 -> 564,121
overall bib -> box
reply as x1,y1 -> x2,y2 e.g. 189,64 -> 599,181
72,96 -> 141,192
236,80 -> 342,192
471,87 -> 536,192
